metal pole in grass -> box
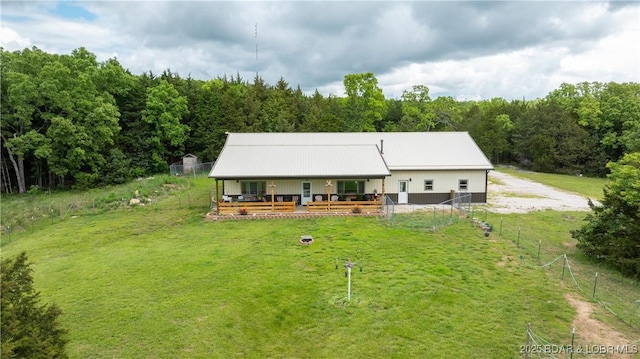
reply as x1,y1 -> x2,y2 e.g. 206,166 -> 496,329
525,323 -> 531,359
561,254 -> 567,280
499,218 -> 503,236
484,208 -> 487,222
432,207 -> 436,229
537,240 -> 541,261
570,327 -> 575,359
592,272 -> 598,299
517,227 -> 521,247
449,203 -> 453,223
342,259 -> 357,301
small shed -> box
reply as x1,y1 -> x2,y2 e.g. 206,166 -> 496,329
182,154 -> 198,174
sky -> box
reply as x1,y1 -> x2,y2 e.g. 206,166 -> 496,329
1,1 -> 639,100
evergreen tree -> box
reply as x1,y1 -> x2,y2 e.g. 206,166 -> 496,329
1,252 -> 68,358
572,152 -> 640,278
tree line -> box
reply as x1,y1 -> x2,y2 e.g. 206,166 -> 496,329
2,47 -> 639,193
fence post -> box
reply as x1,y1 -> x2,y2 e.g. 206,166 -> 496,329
450,203 -> 453,223
570,327 -> 575,359
561,254 -> 567,280
592,272 -> 598,299
432,207 -> 436,229
525,323 -> 531,359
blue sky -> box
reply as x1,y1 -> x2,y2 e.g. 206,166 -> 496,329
49,1 -> 97,21
1,1 -> 639,100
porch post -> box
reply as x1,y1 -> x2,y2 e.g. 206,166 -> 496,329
326,180 -> 333,211
215,179 -> 220,215
270,180 -> 275,211
381,177 -> 386,209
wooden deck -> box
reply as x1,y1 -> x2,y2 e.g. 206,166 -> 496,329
216,199 -> 382,215
217,201 -> 297,215
305,200 -> 382,213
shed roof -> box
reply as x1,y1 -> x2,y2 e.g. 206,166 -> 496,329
208,132 -> 493,179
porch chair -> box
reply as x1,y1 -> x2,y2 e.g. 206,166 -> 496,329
222,195 -> 232,202
315,195 -> 323,202
331,195 -> 339,201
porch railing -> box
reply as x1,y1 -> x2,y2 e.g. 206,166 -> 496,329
306,200 -> 382,213
218,201 -> 296,214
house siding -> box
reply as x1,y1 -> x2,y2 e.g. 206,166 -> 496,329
221,168 -> 489,204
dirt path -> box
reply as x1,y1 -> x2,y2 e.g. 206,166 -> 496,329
564,294 -> 635,358
487,171 -> 599,213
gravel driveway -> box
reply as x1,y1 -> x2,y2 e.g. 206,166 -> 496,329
487,171 -> 600,214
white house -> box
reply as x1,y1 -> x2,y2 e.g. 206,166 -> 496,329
208,132 -> 493,205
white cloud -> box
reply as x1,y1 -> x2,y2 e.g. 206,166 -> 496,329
1,1 -> 638,101
0,27 -> 32,49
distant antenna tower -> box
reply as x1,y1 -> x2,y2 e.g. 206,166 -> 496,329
255,23 -> 258,76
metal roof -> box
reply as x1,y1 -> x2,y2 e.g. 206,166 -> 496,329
209,144 -> 390,179
208,132 -> 493,179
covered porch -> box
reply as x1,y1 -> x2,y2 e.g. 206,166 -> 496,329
213,178 -> 385,215
208,139 -> 391,215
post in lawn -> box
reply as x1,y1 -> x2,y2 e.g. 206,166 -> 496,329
344,259 -> 356,301
561,254 -> 567,280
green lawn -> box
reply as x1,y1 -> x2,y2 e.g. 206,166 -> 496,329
496,166 -> 608,200
1,175 -> 637,358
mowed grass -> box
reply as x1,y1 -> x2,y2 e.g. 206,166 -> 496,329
2,202 -> 576,358
496,167 -> 608,200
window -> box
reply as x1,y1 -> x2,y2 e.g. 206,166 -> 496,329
459,179 -> 468,191
424,179 -> 434,191
337,180 -> 365,194
241,181 -> 266,195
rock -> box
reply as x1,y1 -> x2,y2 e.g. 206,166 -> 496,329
129,198 -> 141,206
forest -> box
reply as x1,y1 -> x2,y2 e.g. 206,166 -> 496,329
2,46 -> 639,193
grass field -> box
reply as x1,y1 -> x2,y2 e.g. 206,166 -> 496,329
1,174 -> 637,358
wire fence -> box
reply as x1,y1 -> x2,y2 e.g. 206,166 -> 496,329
379,192 -> 472,231
1,185 -> 211,245
381,202 -> 640,333
169,161 -> 213,177
484,212 -> 640,331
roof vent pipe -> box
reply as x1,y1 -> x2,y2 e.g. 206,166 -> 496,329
380,139 -> 384,154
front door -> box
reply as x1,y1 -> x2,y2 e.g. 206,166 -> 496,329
398,180 -> 409,204
301,182 -> 312,205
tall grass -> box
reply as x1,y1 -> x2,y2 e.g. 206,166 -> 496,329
0,175 -> 212,239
